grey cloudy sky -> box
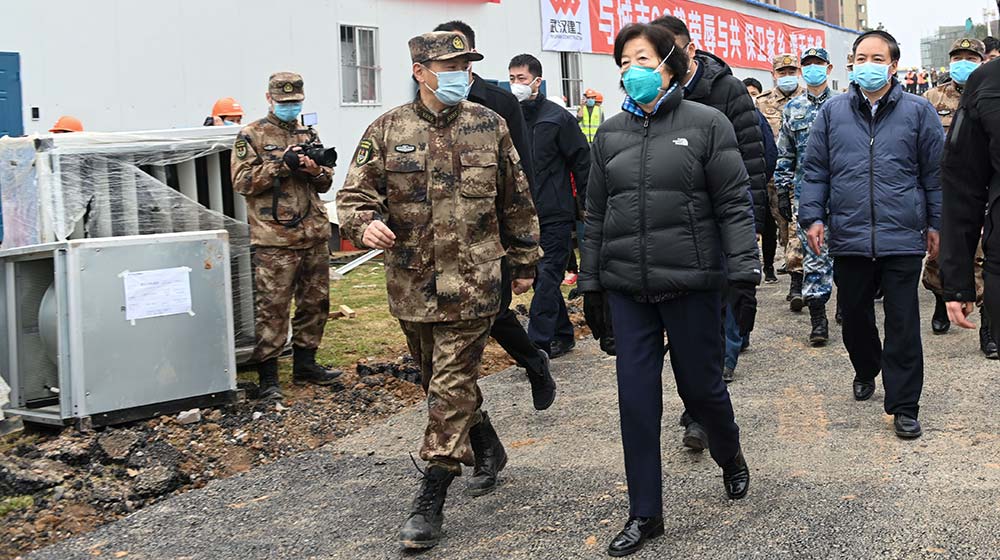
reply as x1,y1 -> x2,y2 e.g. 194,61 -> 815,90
867,0 -> 999,66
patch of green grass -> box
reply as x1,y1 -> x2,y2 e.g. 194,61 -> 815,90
0,496 -> 34,516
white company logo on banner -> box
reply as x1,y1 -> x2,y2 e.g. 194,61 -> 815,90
540,0 -> 593,52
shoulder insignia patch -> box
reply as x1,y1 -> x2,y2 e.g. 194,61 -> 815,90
234,139 -> 248,159
394,144 -> 416,154
355,139 -> 374,166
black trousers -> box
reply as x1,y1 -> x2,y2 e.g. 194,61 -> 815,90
762,205 -> 778,270
608,290 -> 741,518
834,255 -> 924,418
528,221 -> 575,350
491,257 -> 545,374
986,271 -> 1000,340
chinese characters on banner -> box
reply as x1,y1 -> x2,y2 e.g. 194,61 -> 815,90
541,0 -> 826,72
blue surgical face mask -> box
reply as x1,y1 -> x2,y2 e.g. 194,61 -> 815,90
777,75 -> 799,93
949,59 -> 980,85
586,98 -> 596,107
423,66 -> 471,106
848,69 -> 856,83
854,62 -> 891,92
223,120 -> 240,126
622,47 -> 673,105
273,102 -> 302,122
802,64 -> 829,87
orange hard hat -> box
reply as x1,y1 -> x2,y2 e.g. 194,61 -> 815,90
49,115 -> 84,133
212,97 -> 244,118
584,88 -> 598,98
595,92 -> 604,103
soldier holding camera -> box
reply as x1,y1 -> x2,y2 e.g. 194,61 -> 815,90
231,71 -> 341,401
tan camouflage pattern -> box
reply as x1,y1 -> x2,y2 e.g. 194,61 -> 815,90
768,181 -> 789,247
785,210 -> 804,273
923,244 -> 984,304
337,98 -> 541,323
252,244 -> 330,362
756,86 -> 802,138
268,72 -> 305,102
758,86 -> 800,250
400,317 -> 492,472
949,38 -> 986,58
231,113 -> 333,249
772,53 -> 800,71
408,31 -> 484,63
923,81 -> 962,132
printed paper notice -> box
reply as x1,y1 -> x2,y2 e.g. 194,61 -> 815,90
121,267 -> 193,322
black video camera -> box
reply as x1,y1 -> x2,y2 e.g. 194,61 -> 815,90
283,142 -> 338,170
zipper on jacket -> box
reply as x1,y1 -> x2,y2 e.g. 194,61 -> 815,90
639,116 -> 651,295
869,132 -> 876,259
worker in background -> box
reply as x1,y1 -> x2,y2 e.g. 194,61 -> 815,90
49,116 -> 84,133
205,97 -> 245,126
231,72 -> 342,401
577,88 -> 604,143
337,32 -> 540,549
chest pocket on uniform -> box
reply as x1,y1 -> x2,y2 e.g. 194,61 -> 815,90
386,153 -> 427,203
459,151 -> 498,198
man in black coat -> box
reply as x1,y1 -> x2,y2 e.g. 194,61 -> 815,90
434,21 -> 556,412
940,49 -> 1000,338
508,53 -> 591,360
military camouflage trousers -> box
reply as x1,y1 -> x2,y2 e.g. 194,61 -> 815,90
252,244 -> 330,362
400,316 -> 494,473
795,219 -> 833,303
768,180 -> 789,248
923,242 -> 985,305
785,211 -> 804,274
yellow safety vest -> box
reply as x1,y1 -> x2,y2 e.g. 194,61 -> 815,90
580,105 -> 602,143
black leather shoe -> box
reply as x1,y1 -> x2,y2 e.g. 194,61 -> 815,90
853,380 -> 876,401
740,337 -> 750,353
526,350 -> 557,411
980,310 -> 999,359
893,414 -> 923,439
607,516 -> 664,557
548,338 -> 576,359
466,411 -> 508,496
763,266 -> 778,284
722,451 -> 750,500
682,422 -> 708,451
931,294 -> 950,334
722,366 -> 735,383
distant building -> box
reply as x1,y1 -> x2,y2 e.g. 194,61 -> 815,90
921,20 -> 998,70
758,0 -> 869,30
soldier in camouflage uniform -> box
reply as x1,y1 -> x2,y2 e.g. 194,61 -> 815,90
921,38 -> 996,357
337,32 -> 541,550
775,48 -> 838,346
756,54 -> 803,285
231,72 -> 342,401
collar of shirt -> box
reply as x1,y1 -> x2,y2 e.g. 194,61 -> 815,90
621,83 -> 679,118
683,60 -> 704,97
806,87 -> 832,103
413,96 -> 463,128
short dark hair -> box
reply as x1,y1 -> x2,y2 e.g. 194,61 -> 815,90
651,15 -> 690,44
509,54 -> 543,78
434,20 -> 476,48
853,30 -> 901,62
985,36 -> 1000,54
743,77 -> 763,93
613,23 -> 689,83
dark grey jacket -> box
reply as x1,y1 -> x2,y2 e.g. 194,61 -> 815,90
578,85 -> 761,296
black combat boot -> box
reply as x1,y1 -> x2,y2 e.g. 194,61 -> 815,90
398,465 -> 456,549
292,347 -> 342,386
763,265 -> 778,284
931,294 -> 950,334
526,350 -> 557,411
980,309 -> 999,359
808,300 -> 829,347
257,358 -> 283,401
722,450 -> 750,500
466,411 -> 508,496
788,273 -> 804,312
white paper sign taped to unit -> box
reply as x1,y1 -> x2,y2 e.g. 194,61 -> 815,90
119,266 -> 195,323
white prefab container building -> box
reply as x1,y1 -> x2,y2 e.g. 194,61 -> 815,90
0,0 -> 860,200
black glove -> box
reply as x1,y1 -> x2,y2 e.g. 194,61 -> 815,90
583,292 -> 607,341
777,192 -> 793,222
729,281 -> 758,337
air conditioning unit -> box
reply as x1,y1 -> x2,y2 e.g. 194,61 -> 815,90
0,231 -> 238,429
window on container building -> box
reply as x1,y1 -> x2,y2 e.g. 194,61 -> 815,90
341,25 -> 380,105
560,52 -> 583,107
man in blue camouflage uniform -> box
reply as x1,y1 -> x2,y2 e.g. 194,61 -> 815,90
775,47 -> 837,346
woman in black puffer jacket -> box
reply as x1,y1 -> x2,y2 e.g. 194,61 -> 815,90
578,23 -> 760,558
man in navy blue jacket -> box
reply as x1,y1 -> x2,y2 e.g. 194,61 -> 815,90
799,30 -> 943,440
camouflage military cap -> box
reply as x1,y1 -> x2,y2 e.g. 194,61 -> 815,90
408,32 -> 484,64
269,72 -> 305,102
773,53 -> 799,71
949,38 -> 986,59
801,47 -> 830,64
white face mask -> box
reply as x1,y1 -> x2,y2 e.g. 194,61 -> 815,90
511,77 -> 539,102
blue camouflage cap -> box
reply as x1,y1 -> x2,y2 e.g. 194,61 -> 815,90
800,47 -> 830,64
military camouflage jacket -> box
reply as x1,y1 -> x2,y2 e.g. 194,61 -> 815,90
775,87 -> 838,201
231,113 -> 333,248
756,85 -> 803,139
923,81 -> 961,131
337,98 -> 541,323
